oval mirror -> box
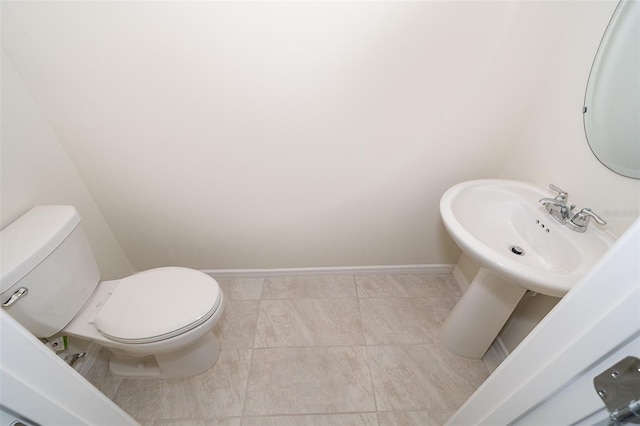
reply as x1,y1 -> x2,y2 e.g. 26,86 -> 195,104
583,0 -> 639,179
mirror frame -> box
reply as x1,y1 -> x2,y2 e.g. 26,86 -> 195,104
583,0 -> 640,179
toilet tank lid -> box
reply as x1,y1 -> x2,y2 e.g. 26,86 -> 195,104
1,206 -> 80,294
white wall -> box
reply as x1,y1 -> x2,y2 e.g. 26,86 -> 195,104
1,51 -> 134,280
2,1 -> 636,271
499,2 -> 640,237
1,1 -> 565,271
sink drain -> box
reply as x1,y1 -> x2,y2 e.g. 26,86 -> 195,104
510,245 -> 525,256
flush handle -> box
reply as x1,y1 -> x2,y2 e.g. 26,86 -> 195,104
2,287 -> 29,308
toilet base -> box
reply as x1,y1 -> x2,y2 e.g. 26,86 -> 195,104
108,331 -> 221,379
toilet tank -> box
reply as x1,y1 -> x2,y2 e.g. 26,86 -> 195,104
0,206 -> 101,338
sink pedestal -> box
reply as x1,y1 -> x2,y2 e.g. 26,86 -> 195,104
439,267 -> 526,359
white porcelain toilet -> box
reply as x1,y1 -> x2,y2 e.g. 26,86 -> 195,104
0,205 -> 224,379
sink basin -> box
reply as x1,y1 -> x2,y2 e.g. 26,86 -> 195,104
440,179 -> 615,297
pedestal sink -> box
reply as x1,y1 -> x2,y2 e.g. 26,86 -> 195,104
438,179 -> 615,358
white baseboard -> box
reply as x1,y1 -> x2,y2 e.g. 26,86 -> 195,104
451,265 -> 470,292
202,264 -> 454,279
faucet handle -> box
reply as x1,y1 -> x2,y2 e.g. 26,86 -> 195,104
575,207 -> 607,225
568,207 -> 607,232
548,184 -> 568,202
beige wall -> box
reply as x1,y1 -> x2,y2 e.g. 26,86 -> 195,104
1,52 -> 134,280
498,2 -> 639,237
2,1 -> 635,273
2,1 -> 569,271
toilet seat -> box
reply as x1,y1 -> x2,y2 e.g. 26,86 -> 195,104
94,267 -> 221,344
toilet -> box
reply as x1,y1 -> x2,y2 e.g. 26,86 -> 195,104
0,205 -> 224,379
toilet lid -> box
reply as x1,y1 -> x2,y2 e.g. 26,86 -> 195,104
94,267 -> 221,343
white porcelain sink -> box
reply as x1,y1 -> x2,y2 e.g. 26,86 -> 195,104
440,179 -> 615,297
438,179 -> 616,359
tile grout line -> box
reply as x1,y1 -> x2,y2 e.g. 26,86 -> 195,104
239,411 -> 381,424
354,274 -> 382,419
238,278 -> 266,418
239,346 -> 256,419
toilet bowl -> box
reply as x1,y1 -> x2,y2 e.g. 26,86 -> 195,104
65,267 -> 225,378
0,205 -> 225,379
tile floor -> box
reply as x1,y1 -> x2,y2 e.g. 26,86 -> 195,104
84,273 -> 490,425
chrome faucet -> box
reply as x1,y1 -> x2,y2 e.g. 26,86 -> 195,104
539,184 -> 574,224
539,184 -> 607,232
